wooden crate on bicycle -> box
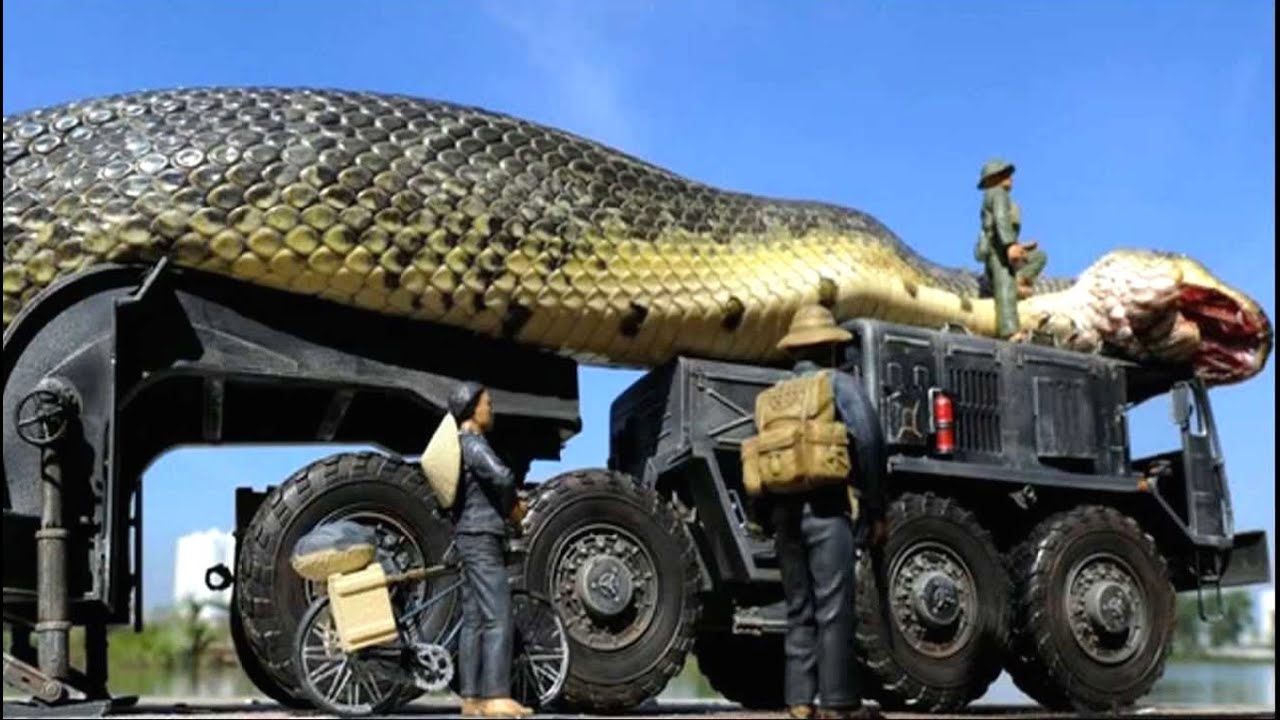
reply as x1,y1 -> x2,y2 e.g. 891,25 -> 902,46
328,562 -> 399,652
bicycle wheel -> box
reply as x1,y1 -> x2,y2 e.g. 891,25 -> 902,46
511,590 -> 571,709
293,596 -> 411,717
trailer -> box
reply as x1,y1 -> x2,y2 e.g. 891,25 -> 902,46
2,263 -> 579,712
2,262 -> 1272,715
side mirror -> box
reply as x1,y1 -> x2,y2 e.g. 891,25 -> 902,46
1170,384 -> 1192,429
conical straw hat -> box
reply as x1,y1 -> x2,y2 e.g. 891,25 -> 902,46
420,413 -> 461,509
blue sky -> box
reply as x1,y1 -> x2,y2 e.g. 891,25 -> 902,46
4,0 -> 1273,631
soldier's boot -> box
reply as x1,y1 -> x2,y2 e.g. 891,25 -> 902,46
789,705 -> 816,719
460,698 -> 483,716
477,698 -> 534,717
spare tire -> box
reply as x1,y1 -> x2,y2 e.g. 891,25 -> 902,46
521,469 -> 702,712
235,452 -> 451,699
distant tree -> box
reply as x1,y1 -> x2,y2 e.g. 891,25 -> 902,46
177,598 -> 221,667
1207,591 -> 1255,648
1174,594 -> 1205,652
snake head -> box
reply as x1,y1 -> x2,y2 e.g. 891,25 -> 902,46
1035,250 -> 1271,386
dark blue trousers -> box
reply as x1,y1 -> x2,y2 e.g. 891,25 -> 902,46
772,495 -> 860,709
455,532 -> 513,699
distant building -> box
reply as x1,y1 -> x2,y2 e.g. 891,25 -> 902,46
173,528 -> 236,621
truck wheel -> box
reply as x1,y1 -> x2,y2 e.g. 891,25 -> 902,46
521,469 -> 701,712
1001,540 -> 1071,709
1007,506 -> 1175,711
854,493 -> 1009,712
229,593 -> 310,708
235,452 -> 451,699
693,631 -> 785,709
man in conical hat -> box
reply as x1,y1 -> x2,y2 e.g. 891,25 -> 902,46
769,305 -> 887,720
448,382 -> 533,718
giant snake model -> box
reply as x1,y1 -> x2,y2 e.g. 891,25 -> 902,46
3,88 -> 1271,385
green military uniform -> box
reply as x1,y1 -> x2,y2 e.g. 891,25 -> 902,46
974,159 -> 1047,338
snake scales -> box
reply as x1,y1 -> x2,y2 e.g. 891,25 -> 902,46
2,88 -> 1271,385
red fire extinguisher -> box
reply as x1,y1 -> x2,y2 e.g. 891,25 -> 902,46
930,388 -> 955,456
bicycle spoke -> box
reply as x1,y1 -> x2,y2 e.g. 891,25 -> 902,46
349,669 -> 364,708
531,659 -> 560,689
356,662 -> 388,704
303,646 -> 339,660
326,661 -> 352,703
308,659 -> 344,685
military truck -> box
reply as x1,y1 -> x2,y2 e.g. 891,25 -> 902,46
2,263 -> 1271,715
596,318 -> 1273,712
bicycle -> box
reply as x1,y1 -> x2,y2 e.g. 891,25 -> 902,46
292,542 -> 569,716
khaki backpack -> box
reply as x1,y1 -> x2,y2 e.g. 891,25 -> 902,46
740,371 -> 852,497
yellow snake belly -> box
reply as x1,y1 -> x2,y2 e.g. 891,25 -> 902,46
2,88 -> 1270,384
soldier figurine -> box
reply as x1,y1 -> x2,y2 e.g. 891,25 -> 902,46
448,382 -> 533,718
768,305 -> 888,720
975,159 -> 1047,339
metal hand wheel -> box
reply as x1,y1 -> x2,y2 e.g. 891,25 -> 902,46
15,384 -> 73,447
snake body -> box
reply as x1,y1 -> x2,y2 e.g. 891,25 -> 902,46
2,88 -> 1271,384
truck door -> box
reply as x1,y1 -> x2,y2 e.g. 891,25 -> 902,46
1172,380 -> 1233,544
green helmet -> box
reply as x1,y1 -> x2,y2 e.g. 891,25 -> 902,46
977,158 -> 1015,189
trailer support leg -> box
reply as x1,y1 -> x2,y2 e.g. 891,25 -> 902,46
36,444 -> 70,683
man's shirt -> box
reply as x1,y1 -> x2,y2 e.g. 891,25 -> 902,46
454,430 -> 517,536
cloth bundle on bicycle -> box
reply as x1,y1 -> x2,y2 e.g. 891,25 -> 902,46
290,520 -> 378,582
740,371 -> 851,497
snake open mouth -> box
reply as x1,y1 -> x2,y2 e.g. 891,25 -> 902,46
1180,285 -> 1273,385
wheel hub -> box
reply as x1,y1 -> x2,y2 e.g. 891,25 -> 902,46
912,571 -> 961,629
1085,581 -> 1134,635
551,524 -> 657,651
889,541 -> 977,658
1065,552 -> 1148,665
576,554 -> 636,619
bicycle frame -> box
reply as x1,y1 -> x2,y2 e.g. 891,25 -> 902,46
388,560 -> 466,651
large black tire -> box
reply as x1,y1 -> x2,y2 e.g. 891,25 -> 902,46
1002,539 -> 1072,709
1006,506 -> 1175,712
521,469 -> 702,712
235,452 -> 452,699
693,631 -> 785,710
228,593 -> 311,709
854,493 -> 1009,712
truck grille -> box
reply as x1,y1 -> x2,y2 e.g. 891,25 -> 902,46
948,367 -> 1001,454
